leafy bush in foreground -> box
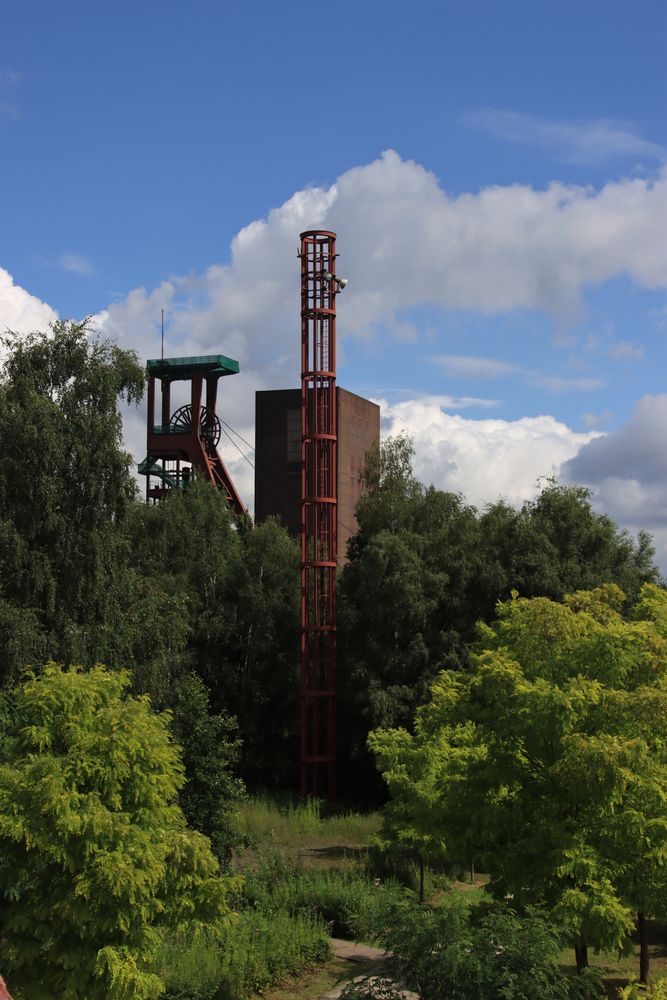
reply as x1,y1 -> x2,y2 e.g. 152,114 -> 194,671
373,896 -> 604,1000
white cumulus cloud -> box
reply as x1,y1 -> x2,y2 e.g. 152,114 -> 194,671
378,395 -> 601,510
0,268 -> 58,336
3,150 -> 667,569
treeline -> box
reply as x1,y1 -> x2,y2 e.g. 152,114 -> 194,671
2,321 -> 667,996
0,322 -> 661,807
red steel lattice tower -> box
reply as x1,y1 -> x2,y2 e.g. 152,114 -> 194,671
300,230 -> 340,799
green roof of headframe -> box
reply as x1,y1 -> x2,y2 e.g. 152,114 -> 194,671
147,354 -> 240,379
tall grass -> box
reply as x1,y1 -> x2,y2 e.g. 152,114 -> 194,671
241,851 -> 408,940
158,911 -> 330,1000
239,793 -> 381,847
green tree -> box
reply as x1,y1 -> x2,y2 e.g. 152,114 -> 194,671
211,516 -> 301,785
369,726 -> 447,902
370,585 -> 667,976
0,663 -> 236,1000
127,485 -> 300,785
341,439 -> 660,798
493,482 -> 660,606
349,433 -> 424,548
170,672 -> 246,865
123,477 -> 239,703
0,321 -> 144,680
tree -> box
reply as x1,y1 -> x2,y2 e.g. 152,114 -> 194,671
369,726 -> 447,902
126,484 -> 301,785
211,515 -> 301,785
0,663 -> 236,1000
370,584 -> 667,977
341,439 -> 660,798
170,672 -> 246,866
338,528 -> 449,796
0,321 -> 144,680
495,482 -> 661,607
123,477 -> 240,704
349,433 -> 425,549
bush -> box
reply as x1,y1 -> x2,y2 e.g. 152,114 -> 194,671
373,895 -> 604,1000
618,981 -> 667,1000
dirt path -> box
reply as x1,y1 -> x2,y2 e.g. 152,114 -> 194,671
317,939 -> 418,1000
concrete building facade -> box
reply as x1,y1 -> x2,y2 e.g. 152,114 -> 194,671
254,387 -> 380,562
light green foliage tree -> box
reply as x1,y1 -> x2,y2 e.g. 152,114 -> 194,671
0,663 -> 236,1000
369,726 -> 447,902
0,321 -> 144,680
370,585 -> 667,977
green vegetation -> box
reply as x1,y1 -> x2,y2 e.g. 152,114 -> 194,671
239,794 -> 381,849
241,851 -> 407,940
358,896 -> 606,1000
0,663 -> 236,999
156,911 -> 329,1000
370,583 -> 667,984
339,436 -> 660,795
0,320 -> 144,681
1,324 -> 666,998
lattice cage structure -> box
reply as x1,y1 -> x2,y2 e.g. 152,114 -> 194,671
300,230 -> 339,799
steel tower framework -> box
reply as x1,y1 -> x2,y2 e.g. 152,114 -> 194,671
139,355 -> 246,515
300,230 -> 339,799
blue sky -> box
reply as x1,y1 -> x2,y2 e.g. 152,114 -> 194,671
1,1 -> 667,568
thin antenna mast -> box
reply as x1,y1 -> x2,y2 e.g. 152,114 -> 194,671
161,309 -> 164,360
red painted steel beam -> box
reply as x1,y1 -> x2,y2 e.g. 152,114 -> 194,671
300,230 -> 338,800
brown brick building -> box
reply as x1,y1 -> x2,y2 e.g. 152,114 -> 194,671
254,387 -> 380,562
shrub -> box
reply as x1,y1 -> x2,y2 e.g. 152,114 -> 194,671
618,981 -> 667,1000
373,896 -> 604,1000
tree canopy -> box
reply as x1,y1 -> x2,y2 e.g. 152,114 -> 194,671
339,436 -> 661,795
0,663 -> 236,1000
0,321 -> 144,680
370,583 -> 667,979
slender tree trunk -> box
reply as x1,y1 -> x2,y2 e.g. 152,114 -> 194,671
418,854 -> 425,904
638,910 -> 649,984
574,941 -> 589,972
470,861 -> 475,884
